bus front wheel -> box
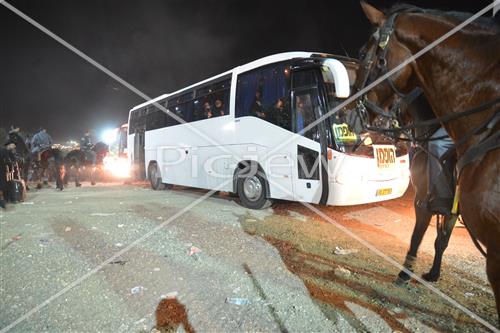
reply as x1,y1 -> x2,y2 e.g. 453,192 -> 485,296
148,163 -> 165,190
237,172 -> 271,209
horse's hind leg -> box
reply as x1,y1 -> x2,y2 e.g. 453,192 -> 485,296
396,202 -> 433,284
422,214 -> 457,282
486,248 -> 500,326
75,167 -> 81,187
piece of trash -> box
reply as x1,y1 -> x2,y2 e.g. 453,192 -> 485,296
11,235 -> 22,241
21,202 -> 34,205
134,317 -> 146,325
115,243 -> 124,247
374,223 -> 384,226
117,224 -> 124,228
91,213 -> 115,216
65,201 -> 72,204
394,219 -> 401,223
130,286 -> 146,294
188,246 -> 202,256
153,267 -> 160,272
464,292 -> 475,298
334,266 -> 352,278
156,216 -> 163,220
109,260 -> 127,265
160,291 -> 178,300
245,218 -> 257,223
64,226 -> 72,232
91,226 -> 97,230
225,297 -> 250,305
334,246 -> 359,255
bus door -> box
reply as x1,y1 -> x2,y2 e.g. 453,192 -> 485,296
133,127 -> 146,180
291,86 -> 329,204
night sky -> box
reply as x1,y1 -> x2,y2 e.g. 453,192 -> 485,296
0,0 -> 493,142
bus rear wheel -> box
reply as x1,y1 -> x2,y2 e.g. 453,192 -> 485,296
148,163 -> 165,190
237,172 -> 271,209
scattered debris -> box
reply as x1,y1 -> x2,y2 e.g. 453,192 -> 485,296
334,266 -> 352,278
394,219 -> 401,223
160,291 -> 178,300
21,202 -> 34,205
117,224 -> 124,228
188,246 -> 202,256
464,292 -> 475,298
153,267 -> 160,272
65,201 -> 73,204
245,218 -> 258,223
130,286 -> 146,294
226,297 -> 250,305
64,226 -> 72,232
156,216 -> 163,220
91,213 -> 116,216
334,246 -> 359,255
1,234 -> 22,250
115,243 -> 124,247
109,260 -> 127,266
133,317 -> 146,325
91,226 -> 98,230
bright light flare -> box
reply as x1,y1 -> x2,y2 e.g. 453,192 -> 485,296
102,128 -> 118,145
103,156 -> 130,178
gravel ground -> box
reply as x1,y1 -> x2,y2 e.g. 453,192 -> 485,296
0,182 -> 497,332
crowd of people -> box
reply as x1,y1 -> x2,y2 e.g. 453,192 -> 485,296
0,126 -> 102,208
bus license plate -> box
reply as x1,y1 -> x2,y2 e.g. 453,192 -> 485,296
376,188 -> 392,196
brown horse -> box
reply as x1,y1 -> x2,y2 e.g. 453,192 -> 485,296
357,1 -> 500,324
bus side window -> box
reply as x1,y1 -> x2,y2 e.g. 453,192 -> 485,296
236,64 -> 291,131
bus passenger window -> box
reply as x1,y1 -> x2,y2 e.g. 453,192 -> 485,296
236,64 -> 291,131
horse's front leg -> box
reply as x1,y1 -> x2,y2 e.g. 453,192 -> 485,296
395,200 -> 433,284
75,166 -> 81,187
486,245 -> 500,327
422,214 -> 457,282
56,163 -> 65,191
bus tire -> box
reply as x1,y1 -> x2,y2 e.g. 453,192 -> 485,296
236,171 -> 271,209
148,162 -> 165,190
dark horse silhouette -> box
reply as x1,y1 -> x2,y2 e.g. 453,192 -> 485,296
63,142 -> 108,187
0,147 -> 14,208
358,2 -> 500,324
7,131 -> 30,186
33,148 -> 64,190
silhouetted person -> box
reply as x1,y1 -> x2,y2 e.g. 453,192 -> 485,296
214,98 -> 225,116
30,127 -> 52,162
250,90 -> 265,118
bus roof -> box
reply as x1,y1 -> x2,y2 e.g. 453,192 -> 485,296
130,51 -> 351,112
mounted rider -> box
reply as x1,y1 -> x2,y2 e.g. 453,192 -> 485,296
80,130 -> 96,167
30,127 -> 53,162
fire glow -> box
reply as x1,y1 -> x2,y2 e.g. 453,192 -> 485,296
103,156 -> 130,178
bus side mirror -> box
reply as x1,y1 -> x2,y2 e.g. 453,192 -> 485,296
323,59 -> 350,98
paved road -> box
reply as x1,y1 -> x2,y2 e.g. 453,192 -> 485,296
0,183 -> 494,332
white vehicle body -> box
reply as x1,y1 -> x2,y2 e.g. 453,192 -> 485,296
127,52 -> 410,207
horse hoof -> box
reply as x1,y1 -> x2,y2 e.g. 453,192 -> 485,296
91,182 -> 96,186
76,183 -> 82,187
394,276 -> 410,286
422,272 -> 439,282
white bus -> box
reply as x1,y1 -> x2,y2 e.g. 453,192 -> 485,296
127,52 -> 410,209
